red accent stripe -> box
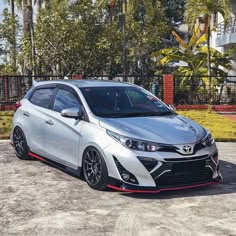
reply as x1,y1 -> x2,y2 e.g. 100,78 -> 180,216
28,152 -> 45,161
107,182 -> 217,193
107,185 -> 161,193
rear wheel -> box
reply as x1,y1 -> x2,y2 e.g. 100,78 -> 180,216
13,127 -> 30,160
83,147 -> 108,190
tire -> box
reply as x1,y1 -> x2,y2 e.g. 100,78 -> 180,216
13,127 -> 30,160
82,146 -> 108,191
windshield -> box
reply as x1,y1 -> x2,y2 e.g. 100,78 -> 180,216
80,86 -> 172,118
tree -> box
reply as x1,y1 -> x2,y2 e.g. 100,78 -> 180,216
160,0 -> 185,23
152,28 -> 232,103
21,0 -> 34,75
35,0 -> 111,75
3,0 -> 17,71
184,0 -> 232,95
0,8 -> 20,73
96,0 -> 168,79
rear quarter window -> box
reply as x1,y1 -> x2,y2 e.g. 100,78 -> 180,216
30,88 -> 55,109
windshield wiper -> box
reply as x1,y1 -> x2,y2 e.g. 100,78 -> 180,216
158,111 -> 174,116
109,110 -> 174,118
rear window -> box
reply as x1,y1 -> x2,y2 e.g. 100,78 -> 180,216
30,88 -> 55,109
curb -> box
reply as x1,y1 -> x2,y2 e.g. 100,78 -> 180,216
0,140 -> 10,143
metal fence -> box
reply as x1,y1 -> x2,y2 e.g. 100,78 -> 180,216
0,75 -> 72,105
0,74 -> 163,107
1,74 -> 235,107
174,76 -> 236,105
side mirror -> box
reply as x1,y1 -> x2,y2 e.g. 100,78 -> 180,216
167,104 -> 176,111
61,107 -> 82,119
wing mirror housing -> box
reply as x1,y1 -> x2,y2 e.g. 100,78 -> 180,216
61,107 -> 82,119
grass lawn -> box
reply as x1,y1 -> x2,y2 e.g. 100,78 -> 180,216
0,110 -> 235,141
178,110 -> 236,142
0,111 -> 14,139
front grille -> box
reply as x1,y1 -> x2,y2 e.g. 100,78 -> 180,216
164,154 -> 208,162
157,142 -> 206,156
155,159 -> 213,188
158,145 -> 177,152
156,168 -> 213,187
172,159 -> 206,172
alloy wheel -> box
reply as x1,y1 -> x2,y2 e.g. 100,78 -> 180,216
13,127 -> 26,156
84,148 -> 102,186
13,127 -> 29,160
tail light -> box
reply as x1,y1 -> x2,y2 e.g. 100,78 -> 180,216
15,101 -> 22,111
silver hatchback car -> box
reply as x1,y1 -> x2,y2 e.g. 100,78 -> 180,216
11,80 -> 222,193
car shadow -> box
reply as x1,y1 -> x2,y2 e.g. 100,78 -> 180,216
119,160 -> 236,199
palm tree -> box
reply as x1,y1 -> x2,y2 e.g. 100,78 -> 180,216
21,0 -> 33,74
184,0 -> 232,96
152,28 -> 232,103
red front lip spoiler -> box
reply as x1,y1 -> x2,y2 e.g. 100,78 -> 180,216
107,182 -> 218,193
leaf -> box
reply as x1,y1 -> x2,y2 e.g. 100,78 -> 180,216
172,31 -> 187,48
195,33 -> 207,46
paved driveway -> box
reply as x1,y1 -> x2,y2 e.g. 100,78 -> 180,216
0,141 -> 236,236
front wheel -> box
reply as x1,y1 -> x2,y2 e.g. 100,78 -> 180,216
83,147 -> 108,190
13,127 -> 30,160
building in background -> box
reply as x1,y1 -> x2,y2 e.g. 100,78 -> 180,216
214,0 -> 236,76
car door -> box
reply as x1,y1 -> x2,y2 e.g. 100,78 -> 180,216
22,86 -> 56,156
44,86 -> 84,169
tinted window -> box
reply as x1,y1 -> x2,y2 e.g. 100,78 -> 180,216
30,88 -> 55,109
53,89 -> 80,112
80,86 -> 171,118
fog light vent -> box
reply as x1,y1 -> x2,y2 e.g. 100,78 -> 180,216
137,156 -> 158,172
113,156 -> 138,184
211,151 -> 219,164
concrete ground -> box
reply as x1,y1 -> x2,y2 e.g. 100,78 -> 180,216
0,141 -> 236,236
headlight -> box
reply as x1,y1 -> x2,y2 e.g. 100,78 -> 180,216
107,130 -> 161,152
202,132 -> 215,146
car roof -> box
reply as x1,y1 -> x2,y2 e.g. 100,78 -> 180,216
34,79 -> 134,88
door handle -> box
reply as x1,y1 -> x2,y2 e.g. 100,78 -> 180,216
45,119 -> 54,125
23,111 -> 30,117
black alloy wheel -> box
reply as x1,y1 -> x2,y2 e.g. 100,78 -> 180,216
13,127 -> 30,160
83,147 -> 108,190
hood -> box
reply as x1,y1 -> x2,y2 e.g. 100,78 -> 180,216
99,114 -> 206,145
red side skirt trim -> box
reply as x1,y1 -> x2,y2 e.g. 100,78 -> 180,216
28,152 -> 45,161
107,182 -> 218,194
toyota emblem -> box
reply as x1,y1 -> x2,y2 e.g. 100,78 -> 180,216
182,145 -> 193,154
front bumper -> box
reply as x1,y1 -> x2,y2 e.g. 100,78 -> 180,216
104,142 -> 222,193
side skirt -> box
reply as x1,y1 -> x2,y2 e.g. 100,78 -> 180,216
28,152 -> 81,177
